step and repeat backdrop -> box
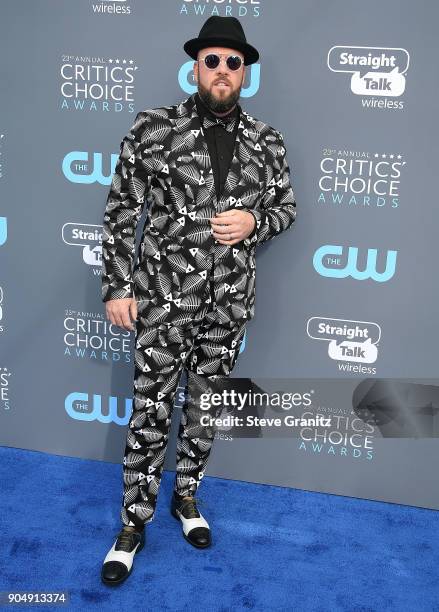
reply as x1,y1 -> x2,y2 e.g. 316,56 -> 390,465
1,0 -> 439,510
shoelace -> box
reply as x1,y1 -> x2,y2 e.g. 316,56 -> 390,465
115,528 -> 141,552
178,497 -> 207,519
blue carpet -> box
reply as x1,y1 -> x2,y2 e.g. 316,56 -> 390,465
0,445 -> 438,612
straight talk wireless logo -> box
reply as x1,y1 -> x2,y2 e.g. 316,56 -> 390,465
307,316 -> 381,374
62,223 -> 103,271
327,45 -> 410,109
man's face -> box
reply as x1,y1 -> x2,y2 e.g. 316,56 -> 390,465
193,46 -> 246,113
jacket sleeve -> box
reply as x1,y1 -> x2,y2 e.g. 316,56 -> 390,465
244,129 -> 297,248
101,112 -> 152,302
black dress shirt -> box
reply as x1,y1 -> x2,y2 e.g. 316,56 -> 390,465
195,92 -> 257,239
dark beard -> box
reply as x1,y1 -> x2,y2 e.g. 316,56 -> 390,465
197,81 -> 241,114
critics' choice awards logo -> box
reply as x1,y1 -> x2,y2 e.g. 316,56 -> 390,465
64,309 -> 132,363
180,0 -> 262,17
62,223 -> 102,269
0,367 -> 11,411
313,245 -> 397,283
318,149 -> 405,211
60,54 -> 138,113
307,317 -> 380,375
63,150 -> 118,185
327,45 -> 409,108
297,403 -> 374,461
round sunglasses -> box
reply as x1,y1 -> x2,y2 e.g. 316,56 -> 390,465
198,53 -> 244,71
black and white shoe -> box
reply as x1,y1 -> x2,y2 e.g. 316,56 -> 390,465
101,526 -> 145,586
170,493 -> 211,548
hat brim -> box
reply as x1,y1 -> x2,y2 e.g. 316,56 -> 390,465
184,36 -> 259,66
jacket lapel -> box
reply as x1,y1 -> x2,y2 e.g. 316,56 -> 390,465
173,93 -> 264,213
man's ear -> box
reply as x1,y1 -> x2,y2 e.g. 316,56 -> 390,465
193,61 -> 198,84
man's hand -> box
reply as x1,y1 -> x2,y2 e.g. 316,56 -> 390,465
210,209 -> 256,245
105,297 -> 137,331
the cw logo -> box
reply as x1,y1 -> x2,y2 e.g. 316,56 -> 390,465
313,245 -> 397,282
178,60 -> 260,96
65,392 -> 132,426
62,152 -> 119,185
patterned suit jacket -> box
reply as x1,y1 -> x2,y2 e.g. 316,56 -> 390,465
101,92 -> 296,327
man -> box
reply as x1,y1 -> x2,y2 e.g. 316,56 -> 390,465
100,15 -> 296,586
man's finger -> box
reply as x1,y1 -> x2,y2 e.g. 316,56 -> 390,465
129,300 -> 138,326
106,308 -> 117,328
213,227 -> 238,236
213,209 -> 238,217
113,309 -> 125,329
215,237 -> 242,246
110,306 -> 128,330
211,221 -> 240,233
121,310 -> 134,330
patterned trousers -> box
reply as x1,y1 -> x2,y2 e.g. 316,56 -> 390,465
120,270 -> 247,529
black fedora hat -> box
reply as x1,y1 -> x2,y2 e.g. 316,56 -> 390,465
184,16 -> 259,66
